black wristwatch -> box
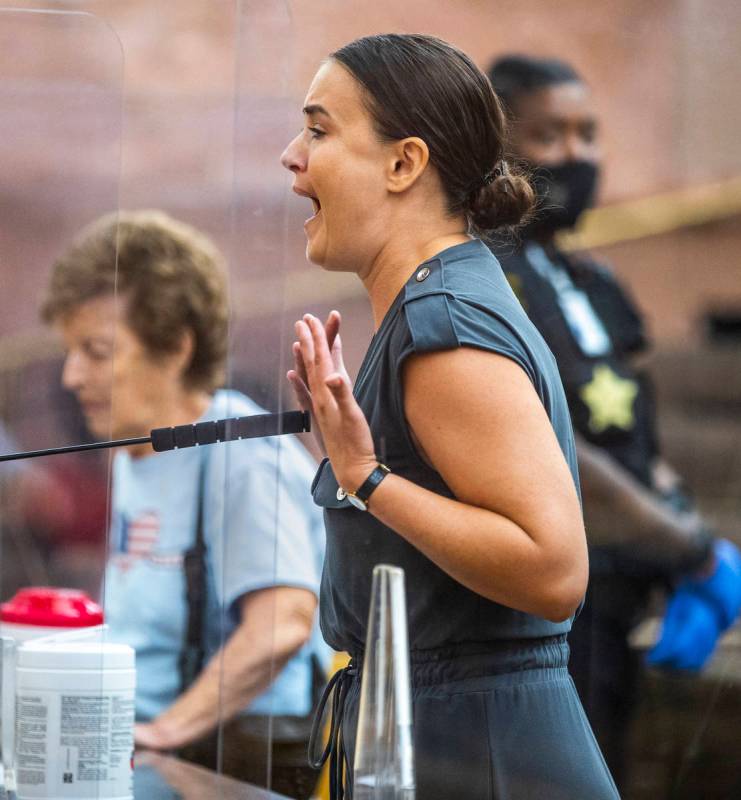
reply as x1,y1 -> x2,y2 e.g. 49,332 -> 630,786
337,464 -> 391,511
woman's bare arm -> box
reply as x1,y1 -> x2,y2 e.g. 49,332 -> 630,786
294,312 -> 587,622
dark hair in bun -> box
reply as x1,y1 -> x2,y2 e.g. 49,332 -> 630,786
468,163 -> 535,232
332,34 -> 535,235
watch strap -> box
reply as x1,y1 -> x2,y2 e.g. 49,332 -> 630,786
350,463 -> 390,507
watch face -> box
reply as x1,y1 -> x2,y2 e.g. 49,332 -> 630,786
346,494 -> 368,512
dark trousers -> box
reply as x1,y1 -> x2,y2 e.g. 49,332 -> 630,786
335,638 -> 618,799
569,574 -> 650,792
180,716 -> 319,799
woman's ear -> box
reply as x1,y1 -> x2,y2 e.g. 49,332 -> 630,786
386,136 -> 430,194
168,328 -> 196,382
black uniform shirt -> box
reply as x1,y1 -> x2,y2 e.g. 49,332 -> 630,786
495,241 -> 659,487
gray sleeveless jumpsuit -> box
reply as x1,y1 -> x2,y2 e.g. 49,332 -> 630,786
310,239 -> 619,799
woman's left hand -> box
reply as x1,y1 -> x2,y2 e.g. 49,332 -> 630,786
134,719 -> 179,750
293,312 -> 378,491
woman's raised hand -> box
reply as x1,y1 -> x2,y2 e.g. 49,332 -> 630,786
287,311 -> 339,453
288,311 -> 377,490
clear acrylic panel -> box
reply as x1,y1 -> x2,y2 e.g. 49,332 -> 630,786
223,2 -> 330,796
0,4 -> 123,595
0,6 -> 125,799
2,3 -> 739,799
85,0 -> 307,797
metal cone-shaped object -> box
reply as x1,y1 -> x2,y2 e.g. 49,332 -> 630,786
353,565 -> 415,799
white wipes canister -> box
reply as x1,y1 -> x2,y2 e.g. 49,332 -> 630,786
15,640 -> 135,800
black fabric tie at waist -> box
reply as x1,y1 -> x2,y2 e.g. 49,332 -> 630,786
308,657 -> 358,800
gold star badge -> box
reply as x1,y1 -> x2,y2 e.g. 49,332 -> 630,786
579,365 -> 638,433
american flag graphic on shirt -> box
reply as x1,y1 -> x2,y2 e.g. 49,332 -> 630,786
124,511 -> 160,558
111,509 -> 180,569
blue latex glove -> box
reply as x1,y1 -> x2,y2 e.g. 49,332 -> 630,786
683,539 -> 741,629
647,589 -> 721,670
647,539 -> 741,671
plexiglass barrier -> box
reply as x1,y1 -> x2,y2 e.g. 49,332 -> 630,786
0,2 -> 740,799
0,8 -> 124,799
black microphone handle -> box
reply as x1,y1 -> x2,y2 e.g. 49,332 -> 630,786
150,410 -> 310,451
0,410 -> 310,463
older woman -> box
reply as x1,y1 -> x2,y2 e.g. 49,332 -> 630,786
43,210 -> 326,798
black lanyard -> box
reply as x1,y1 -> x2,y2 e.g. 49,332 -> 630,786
178,452 -> 209,694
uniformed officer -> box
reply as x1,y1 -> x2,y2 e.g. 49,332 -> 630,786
487,54 -> 741,789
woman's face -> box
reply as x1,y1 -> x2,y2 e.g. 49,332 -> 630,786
281,60 -> 393,272
57,295 -> 188,441
509,81 -> 601,167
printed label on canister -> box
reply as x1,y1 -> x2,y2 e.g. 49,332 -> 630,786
16,689 -> 134,799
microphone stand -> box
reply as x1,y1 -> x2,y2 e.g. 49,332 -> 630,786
0,410 -> 310,463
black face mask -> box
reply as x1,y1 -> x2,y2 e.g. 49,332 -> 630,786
526,160 -> 600,236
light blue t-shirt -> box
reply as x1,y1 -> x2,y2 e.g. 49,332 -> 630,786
104,389 -> 327,721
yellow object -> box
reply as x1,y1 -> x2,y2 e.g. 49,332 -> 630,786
579,365 -> 639,433
312,651 -> 351,800
558,175 -> 741,251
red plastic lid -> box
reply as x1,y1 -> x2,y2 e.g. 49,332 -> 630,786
0,587 -> 104,628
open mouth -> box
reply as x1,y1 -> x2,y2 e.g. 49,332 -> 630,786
294,186 -> 322,226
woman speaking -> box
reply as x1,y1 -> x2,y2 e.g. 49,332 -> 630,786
281,34 -> 618,800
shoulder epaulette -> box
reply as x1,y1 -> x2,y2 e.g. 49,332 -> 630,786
402,258 -> 459,353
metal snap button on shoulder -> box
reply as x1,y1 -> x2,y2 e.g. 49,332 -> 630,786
336,487 -> 347,501
416,266 -> 430,282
